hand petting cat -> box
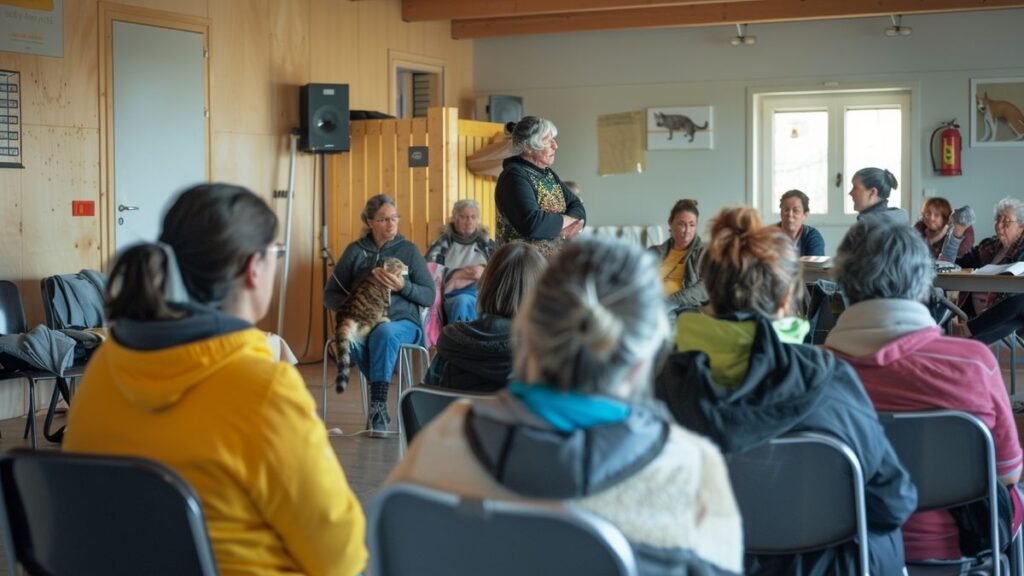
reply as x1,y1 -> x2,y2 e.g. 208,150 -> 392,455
372,267 -> 405,292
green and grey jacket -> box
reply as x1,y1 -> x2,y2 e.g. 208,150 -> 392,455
651,236 -> 707,309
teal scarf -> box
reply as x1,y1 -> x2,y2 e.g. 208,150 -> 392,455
508,381 -> 630,433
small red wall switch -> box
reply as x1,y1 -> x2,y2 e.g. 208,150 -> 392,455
72,201 -> 95,217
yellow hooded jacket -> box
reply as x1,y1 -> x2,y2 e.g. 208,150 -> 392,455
64,328 -> 366,576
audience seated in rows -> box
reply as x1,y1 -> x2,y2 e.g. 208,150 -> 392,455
64,184 -> 367,576
424,199 -> 497,325
656,206 -> 917,575
324,193 -> 434,437
652,198 -> 707,316
425,242 -> 546,392
825,219 -> 1022,563
391,236 -> 744,576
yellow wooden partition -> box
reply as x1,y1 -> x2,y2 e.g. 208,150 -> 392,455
327,108 -> 503,256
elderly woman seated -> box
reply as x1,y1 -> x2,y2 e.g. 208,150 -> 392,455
390,237 -> 743,576
425,199 -> 497,324
825,219 -> 1022,564
656,207 -> 916,575
945,197 -> 1024,343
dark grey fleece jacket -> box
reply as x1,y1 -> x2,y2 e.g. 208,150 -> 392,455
323,233 -> 434,326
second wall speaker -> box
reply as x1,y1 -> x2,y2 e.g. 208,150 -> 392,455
300,83 -> 349,152
487,95 -> 523,124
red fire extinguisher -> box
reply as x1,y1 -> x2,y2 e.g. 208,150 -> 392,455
930,119 -> 962,176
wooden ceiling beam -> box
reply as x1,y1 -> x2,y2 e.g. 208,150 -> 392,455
450,0 -> 1024,39
402,0 -> 755,22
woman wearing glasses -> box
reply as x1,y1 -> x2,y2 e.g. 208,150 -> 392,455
65,184 -> 367,576
946,197 -> 1024,342
651,199 -> 707,316
324,194 -> 434,436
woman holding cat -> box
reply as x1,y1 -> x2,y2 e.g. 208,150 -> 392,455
651,198 -> 707,315
324,194 -> 434,437
65,184 -> 367,576
494,115 -> 586,256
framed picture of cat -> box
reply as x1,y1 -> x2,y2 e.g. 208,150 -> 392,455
646,106 -> 713,150
970,77 -> 1024,147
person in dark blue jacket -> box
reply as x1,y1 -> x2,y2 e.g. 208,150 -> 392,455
776,189 -> 824,257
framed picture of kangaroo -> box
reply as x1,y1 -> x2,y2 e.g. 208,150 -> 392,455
970,77 -> 1024,147
647,106 -> 713,150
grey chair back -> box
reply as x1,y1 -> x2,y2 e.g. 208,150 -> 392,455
726,431 -> 869,575
368,483 -> 638,576
399,385 -> 494,447
878,410 -> 1001,575
0,280 -> 28,335
0,451 -> 219,576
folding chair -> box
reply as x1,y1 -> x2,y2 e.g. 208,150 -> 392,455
726,431 -> 870,576
368,483 -> 638,576
398,385 -> 494,448
0,450 -> 219,576
879,410 -> 1012,575
320,337 -> 429,435
0,280 -> 67,449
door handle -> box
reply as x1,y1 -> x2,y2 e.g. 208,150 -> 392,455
118,204 -> 139,212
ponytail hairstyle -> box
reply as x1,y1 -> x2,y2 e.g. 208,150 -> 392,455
513,236 -> 667,396
854,167 -> 899,199
701,206 -> 800,317
106,183 -> 278,321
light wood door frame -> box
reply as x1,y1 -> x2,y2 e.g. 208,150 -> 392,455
98,2 -> 211,267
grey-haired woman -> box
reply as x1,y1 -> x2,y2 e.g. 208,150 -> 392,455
494,116 -> 586,256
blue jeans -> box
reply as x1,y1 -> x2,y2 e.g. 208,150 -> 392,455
444,284 -> 478,324
349,320 -> 423,383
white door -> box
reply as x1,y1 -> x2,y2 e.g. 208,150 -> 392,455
112,21 -> 206,250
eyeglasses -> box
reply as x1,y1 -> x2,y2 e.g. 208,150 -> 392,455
265,242 -> 286,259
372,215 -> 401,224
995,216 -> 1020,226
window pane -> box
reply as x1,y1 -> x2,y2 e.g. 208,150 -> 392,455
772,111 -> 828,215
843,107 -> 903,214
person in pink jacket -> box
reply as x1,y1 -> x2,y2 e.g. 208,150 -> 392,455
826,219 -> 1022,563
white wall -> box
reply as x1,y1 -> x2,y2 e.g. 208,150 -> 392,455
474,10 -> 1024,253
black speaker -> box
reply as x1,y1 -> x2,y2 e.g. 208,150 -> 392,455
488,95 -> 523,124
300,83 -> 349,152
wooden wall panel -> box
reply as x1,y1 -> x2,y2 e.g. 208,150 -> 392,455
210,0 -> 272,135
394,119 -> 413,240
410,117 -> 428,249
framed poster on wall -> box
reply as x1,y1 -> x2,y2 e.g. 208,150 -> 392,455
970,77 -> 1024,147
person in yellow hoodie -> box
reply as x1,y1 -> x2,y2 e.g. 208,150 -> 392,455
64,183 -> 367,576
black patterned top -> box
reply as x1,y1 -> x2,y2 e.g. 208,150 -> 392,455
494,156 -> 586,256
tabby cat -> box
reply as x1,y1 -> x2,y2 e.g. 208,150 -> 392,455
654,112 -> 709,142
333,257 -> 409,393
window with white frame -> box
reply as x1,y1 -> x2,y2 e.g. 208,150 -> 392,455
757,90 -> 911,225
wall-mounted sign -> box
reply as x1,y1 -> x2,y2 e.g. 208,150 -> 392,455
0,69 -> 21,168
409,146 -> 428,167
0,0 -> 63,58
